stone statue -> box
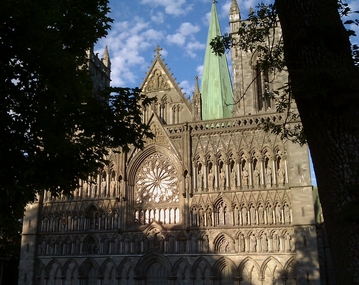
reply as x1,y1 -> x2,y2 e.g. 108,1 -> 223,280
250,205 -> 256,224
230,168 -> 237,188
284,203 -> 291,223
101,178 -> 107,197
250,234 -> 257,252
253,166 -> 260,186
266,167 -> 272,187
267,204 -> 273,224
261,233 -> 268,252
219,168 -> 226,189
110,178 -> 116,197
242,167 -> 249,186
277,167 -> 285,185
82,181 -> 88,197
275,204 -> 282,224
208,169 -> 214,190
258,204 -> 264,224
241,207 -> 248,225
197,169 -> 203,191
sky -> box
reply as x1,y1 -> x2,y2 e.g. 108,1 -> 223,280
95,0 -> 262,98
95,0 -> 359,186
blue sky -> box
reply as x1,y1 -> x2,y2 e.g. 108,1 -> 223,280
95,0 -> 261,97
95,0 -> 359,98
95,0 -> 359,186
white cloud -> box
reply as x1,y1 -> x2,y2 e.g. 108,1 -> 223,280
196,65 -> 204,80
140,0 -> 193,16
186,40 -> 206,58
179,22 -> 201,36
166,33 -> 186,46
179,80 -> 194,98
166,22 -> 201,46
151,12 -> 165,24
96,18 -> 165,87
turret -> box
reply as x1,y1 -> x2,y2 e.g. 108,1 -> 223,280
229,0 -> 241,33
192,76 -> 202,121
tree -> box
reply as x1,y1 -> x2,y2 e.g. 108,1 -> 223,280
0,0 -> 154,259
212,1 -> 359,283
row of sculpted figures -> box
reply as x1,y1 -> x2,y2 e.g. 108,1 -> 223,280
191,200 -> 291,227
38,228 -> 294,257
41,206 -> 120,233
192,147 -> 287,193
43,169 -> 124,201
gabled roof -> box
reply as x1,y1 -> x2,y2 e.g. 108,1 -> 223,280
140,46 -> 191,110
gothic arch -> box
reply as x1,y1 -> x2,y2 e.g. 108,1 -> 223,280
35,260 -> 46,282
63,259 -> 80,276
117,258 -> 135,279
79,258 -> 100,277
99,258 -> 117,276
213,233 -> 235,253
135,252 -> 171,277
237,257 -> 261,279
63,259 -> 80,284
45,258 -> 62,278
190,256 -> 212,278
212,257 -> 238,280
127,145 -> 181,187
260,256 -> 284,278
82,235 -> 99,255
172,257 -> 191,277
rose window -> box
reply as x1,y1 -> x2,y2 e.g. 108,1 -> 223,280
135,153 -> 179,204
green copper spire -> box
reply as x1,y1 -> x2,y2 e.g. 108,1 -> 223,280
200,1 -> 234,120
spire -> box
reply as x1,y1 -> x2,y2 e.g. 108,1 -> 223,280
200,1 -> 234,120
230,0 -> 240,20
102,46 -> 111,69
192,76 -> 202,121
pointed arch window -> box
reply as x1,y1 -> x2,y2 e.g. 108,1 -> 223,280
255,64 -> 271,111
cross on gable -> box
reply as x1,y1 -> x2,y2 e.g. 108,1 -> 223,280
154,45 -> 162,57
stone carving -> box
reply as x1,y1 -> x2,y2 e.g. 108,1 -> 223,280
135,153 -> 179,204
197,169 -> 203,191
275,204 -> 282,224
230,168 -> 237,188
219,168 -> 226,189
242,167 -> 249,186
101,178 -> 107,197
277,167 -> 285,186
110,178 -> 116,197
208,169 -> 215,190
250,234 -> 257,252
284,203 -> 291,223
146,69 -> 170,92
266,167 -> 272,187
253,166 -> 260,186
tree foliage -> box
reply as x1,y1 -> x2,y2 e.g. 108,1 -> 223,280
0,0 -> 154,258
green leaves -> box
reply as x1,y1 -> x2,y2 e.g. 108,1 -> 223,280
0,0 -> 153,258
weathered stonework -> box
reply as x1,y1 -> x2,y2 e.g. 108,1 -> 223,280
18,2 -> 325,284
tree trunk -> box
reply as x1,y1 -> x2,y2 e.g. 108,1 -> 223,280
276,0 -> 359,283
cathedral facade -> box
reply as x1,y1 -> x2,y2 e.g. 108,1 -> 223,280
18,1 -> 323,284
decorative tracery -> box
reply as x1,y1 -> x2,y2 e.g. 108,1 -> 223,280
135,153 -> 179,204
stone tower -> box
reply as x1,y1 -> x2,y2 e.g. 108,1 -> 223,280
18,2 -> 322,285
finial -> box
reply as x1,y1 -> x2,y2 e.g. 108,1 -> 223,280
194,76 -> 200,93
249,7 -> 254,16
213,0 -> 218,3
154,45 -> 162,58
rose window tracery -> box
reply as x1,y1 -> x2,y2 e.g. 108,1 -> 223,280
135,153 -> 179,204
